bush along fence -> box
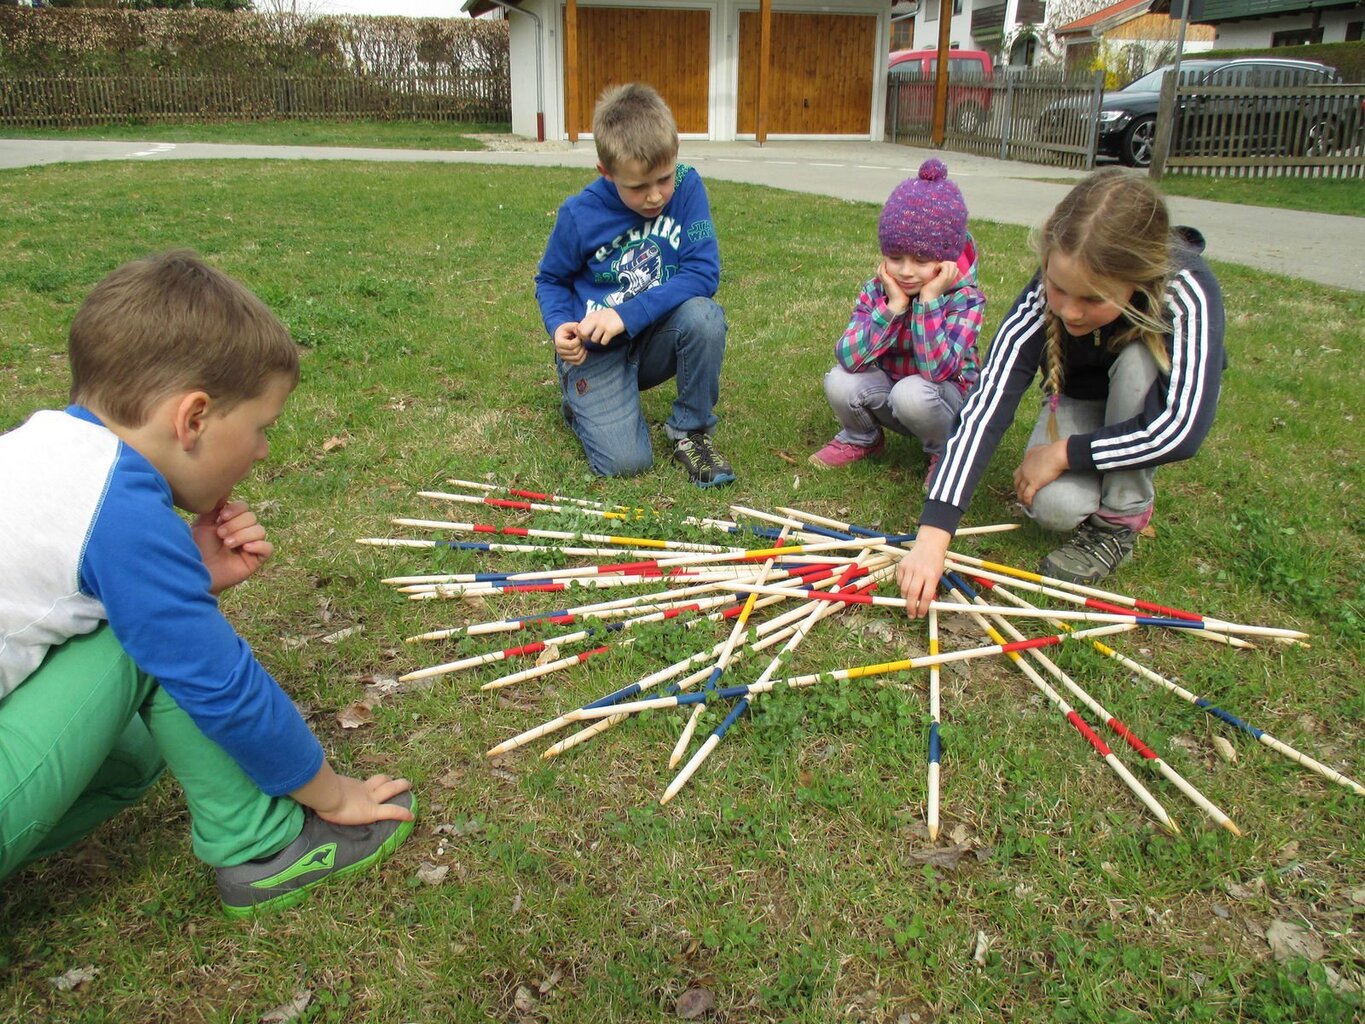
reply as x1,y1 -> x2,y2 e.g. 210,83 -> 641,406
1150,70 -> 1365,180
886,68 -> 1106,171
0,71 -> 510,126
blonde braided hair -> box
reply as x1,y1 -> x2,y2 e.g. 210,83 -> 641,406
1031,169 -> 1173,441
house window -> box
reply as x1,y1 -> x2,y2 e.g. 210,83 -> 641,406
1270,27 -> 1323,46
1346,21 -> 1363,42
891,20 -> 915,48
923,0 -> 964,21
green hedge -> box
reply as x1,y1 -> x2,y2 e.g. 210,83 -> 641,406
0,8 -> 509,77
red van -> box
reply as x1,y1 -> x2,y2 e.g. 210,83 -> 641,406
888,48 -> 994,134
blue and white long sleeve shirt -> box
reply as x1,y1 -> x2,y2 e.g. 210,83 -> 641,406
923,227 -> 1226,535
0,406 -> 324,796
534,164 -> 721,342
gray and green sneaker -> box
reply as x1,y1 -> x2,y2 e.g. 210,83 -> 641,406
672,431 -> 735,488
1040,515 -> 1138,585
216,791 -> 416,917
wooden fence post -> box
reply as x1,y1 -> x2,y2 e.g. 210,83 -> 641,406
1149,71 -> 1177,180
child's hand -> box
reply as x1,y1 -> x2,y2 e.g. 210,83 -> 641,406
578,308 -> 625,345
296,769 -> 415,827
192,499 -> 274,595
896,527 -> 952,618
917,261 -> 962,304
553,322 -> 587,366
877,261 -> 910,315
1013,439 -> 1070,508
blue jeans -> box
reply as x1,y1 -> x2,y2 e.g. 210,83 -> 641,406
557,297 -> 727,477
822,365 -> 965,458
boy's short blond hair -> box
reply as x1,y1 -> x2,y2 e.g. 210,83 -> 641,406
592,82 -> 679,174
69,250 -> 300,428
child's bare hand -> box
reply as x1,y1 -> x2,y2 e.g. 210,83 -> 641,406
192,499 -> 274,595
553,322 -> 587,366
918,261 -> 962,304
1013,439 -> 1070,509
877,261 -> 910,315
896,527 -> 952,618
578,308 -> 625,345
311,774 -> 414,827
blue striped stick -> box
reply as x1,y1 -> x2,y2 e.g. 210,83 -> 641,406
667,527 -> 794,768
976,576 -> 1363,797
944,572 -> 1240,834
927,605 -> 943,841
660,561 -> 888,804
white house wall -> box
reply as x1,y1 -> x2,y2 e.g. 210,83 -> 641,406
1212,9 -> 1362,48
504,0 -> 893,142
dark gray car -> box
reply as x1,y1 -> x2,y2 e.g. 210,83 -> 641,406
1041,57 -> 1344,167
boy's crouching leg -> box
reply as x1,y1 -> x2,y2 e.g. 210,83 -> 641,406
559,350 -> 653,477
216,790 -> 417,917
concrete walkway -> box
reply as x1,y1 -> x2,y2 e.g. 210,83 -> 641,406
2,136 -> 1361,290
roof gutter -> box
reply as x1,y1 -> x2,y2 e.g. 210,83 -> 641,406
484,0 -> 545,142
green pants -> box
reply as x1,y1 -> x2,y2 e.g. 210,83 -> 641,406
0,625 -> 303,882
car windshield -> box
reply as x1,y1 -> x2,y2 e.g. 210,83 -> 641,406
1121,61 -> 1222,93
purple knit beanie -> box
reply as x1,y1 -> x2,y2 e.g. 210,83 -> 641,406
877,159 -> 968,261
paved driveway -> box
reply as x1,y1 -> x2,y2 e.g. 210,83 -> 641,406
1,136 -> 1360,291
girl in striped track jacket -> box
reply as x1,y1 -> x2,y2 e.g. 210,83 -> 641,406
898,169 -> 1226,612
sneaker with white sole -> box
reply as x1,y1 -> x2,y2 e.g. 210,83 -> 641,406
672,432 -> 735,488
808,432 -> 885,469
1040,515 -> 1137,585
216,790 -> 416,917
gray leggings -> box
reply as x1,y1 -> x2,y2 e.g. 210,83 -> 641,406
1026,342 -> 1159,533
822,364 -> 965,458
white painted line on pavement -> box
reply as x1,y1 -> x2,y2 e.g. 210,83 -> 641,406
130,143 -> 177,158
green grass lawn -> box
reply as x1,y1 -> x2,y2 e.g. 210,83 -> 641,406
1152,172 -> 1365,218
0,118 -> 505,150
0,160 -> 1361,1024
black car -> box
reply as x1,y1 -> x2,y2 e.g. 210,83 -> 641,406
1043,57 -> 1345,168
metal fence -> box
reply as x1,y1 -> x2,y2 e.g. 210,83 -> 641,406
0,72 -> 511,127
1153,74 -> 1364,179
886,68 -> 1105,170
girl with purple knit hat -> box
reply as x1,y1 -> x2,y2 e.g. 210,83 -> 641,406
809,159 -> 986,487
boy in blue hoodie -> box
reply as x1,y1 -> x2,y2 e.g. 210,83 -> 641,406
535,83 -> 734,487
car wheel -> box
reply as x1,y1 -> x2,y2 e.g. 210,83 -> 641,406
1122,115 -> 1157,167
952,102 -> 986,135
1298,115 -> 1338,157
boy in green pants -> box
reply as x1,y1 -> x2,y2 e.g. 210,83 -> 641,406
0,251 -> 415,915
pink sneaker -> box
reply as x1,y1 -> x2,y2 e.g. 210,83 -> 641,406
808,434 -> 885,468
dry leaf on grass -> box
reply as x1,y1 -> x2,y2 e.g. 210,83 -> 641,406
1266,919 -> 1324,963
1211,736 -> 1238,764
416,862 -> 450,886
675,985 -> 716,1019
48,965 -> 98,991
971,930 -> 991,965
538,968 -> 564,996
513,985 -> 537,1013
535,644 -> 561,666
321,435 -> 348,452
335,702 -> 374,729
260,988 -> 312,1023
319,625 -> 363,645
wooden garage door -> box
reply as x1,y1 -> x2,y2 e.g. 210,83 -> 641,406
570,6 -> 710,135
738,11 -> 877,134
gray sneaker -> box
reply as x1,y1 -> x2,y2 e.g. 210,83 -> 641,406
216,790 -> 416,917
1040,515 -> 1137,585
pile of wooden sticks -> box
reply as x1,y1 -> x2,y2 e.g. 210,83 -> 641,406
360,479 -> 1360,835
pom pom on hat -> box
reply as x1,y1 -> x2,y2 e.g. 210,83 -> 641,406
877,158 -> 968,262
